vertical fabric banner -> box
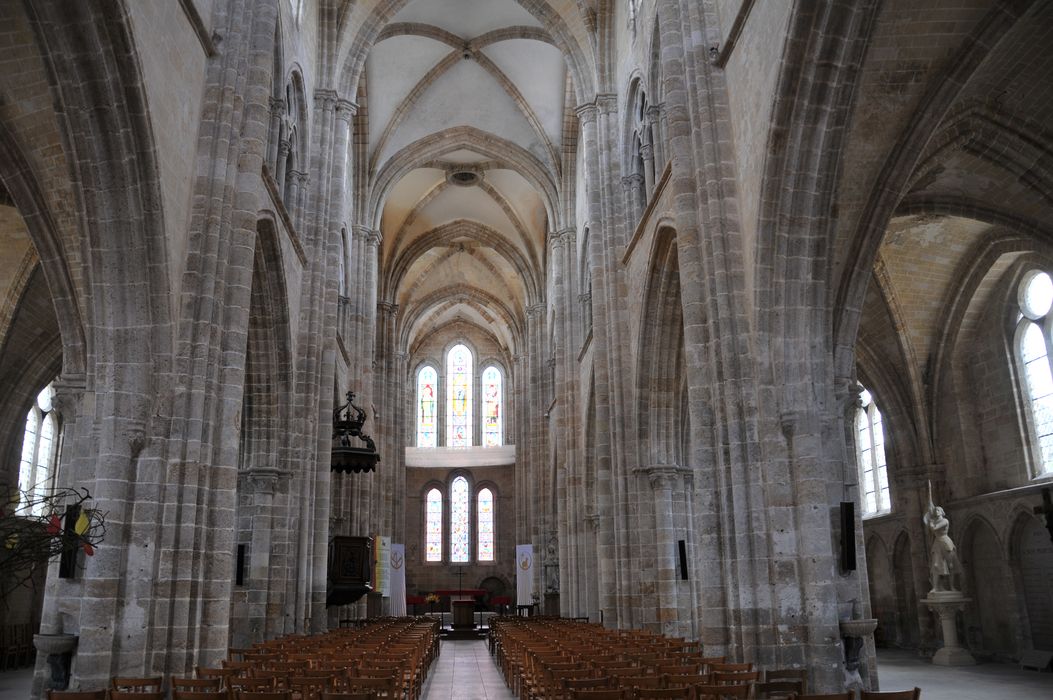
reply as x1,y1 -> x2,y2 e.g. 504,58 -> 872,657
389,543 -> 407,616
516,544 -> 534,605
375,535 -> 391,596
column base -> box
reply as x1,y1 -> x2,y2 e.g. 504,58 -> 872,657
932,646 -> 976,666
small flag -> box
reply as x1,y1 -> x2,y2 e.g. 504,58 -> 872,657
47,514 -> 61,535
82,542 -> 94,556
74,510 -> 90,536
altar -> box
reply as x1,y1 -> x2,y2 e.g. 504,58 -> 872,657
435,588 -> 487,628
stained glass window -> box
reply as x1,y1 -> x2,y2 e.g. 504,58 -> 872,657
417,366 -> 438,447
18,383 -> 58,517
447,344 -> 473,447
425,488 -> 443,562
482,366 -> 502,447
1018,271 -> 1053,474
478,487 -> 495,561
450,476 -> 470,562
856,387 -> 890,515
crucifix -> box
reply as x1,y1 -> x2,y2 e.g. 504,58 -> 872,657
1033,487 -> 1053,545
455,565 -> 466,591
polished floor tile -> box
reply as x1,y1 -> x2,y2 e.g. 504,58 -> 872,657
421,639 -> 514,700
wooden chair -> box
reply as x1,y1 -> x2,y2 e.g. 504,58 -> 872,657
321,693 -> 375,700
860,690 -> 921,700
796,694 -> 853,700
656,664 -> 700,676
756,680 -> 804,698
765,668 -> 807,690
173,677 -> 225,692
616,674 -> 662,690
289,675 -> 330,700
108,692 -> 165,700
663,673 -> 711,689
199,667 -> 240,686
344,676 -> 397,699
111,677 -> 164,691
712,671 -> 759,685
707,663 -> 752,673
173,692 -> 230,700
693,683 -> 751,699
234,692 -> 293,700
570,690 -> 628,700
635,689 -> 692,699
46,692 -> 107,700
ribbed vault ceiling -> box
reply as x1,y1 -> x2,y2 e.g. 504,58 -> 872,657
364,0 -> 569,354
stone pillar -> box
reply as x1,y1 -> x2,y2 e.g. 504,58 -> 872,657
646,466 -> 682,637
646,105 -> 666,172
640,143 -> 656,196
268,98 -> 285,172
275,139 -> 292,192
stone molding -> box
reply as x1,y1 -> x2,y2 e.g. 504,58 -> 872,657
239,467 -> 292,496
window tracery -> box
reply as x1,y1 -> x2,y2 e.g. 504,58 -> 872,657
482,366 -> 502,447
417,365 -> 438,447
446,344 -> 473,447
450,476 -> 470,562
477,487 -> 495,561
18,383 -> 59,517
425,487 -> 443,562
1016,270 -> 1053,475
856,386 -> 891,516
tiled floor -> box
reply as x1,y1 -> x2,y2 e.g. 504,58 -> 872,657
421,639 -> 514,700
876,648 -> 1053,699
3,644 -> 1051,699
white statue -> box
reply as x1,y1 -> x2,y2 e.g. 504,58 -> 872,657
923,482 -> 961,593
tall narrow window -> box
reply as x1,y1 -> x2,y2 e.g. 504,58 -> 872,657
1017,270 -> 1053,474
447,344 -> 473,447
482,366 -> 502,447
417,366 -> 438,447
856,387 -> 891,515
477,487 -> 495,561
450,476 -> 470,563
18,383 -> 58,517
425,488 -> 443,562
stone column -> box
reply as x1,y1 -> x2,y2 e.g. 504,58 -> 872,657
268,98 -> 285,172
275,139 -> 292,192
640,143 -> 656,196
646,105 -> 666,172
646,466 -> 682,637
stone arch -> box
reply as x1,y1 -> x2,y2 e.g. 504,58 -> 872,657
329,0 -> 596,108
864,533 -> 895,647
368,126 -> 559,230
960,515 -> 1016,656
1009,509 -> 1053,651
831,2 -> 1038,385
385,219 -> 543,304
0,123 -> 86,380
636,226 -> 686,468
398,284 -> 524,352
892,530 -> 920,649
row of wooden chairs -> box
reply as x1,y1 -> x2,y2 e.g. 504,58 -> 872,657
47,616 -> 440,700
491,618 -> 921,700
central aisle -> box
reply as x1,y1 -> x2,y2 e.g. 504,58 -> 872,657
420,639 -> 514,700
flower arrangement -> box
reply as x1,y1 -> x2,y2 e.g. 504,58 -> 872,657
425,593 -> 440,604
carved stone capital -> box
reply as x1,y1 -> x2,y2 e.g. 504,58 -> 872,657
578,292 -> 592,305
645,104 -> 662,123
335,99 -> 358,121
595,93 -> 618,115
277,139 -> 292,157
639,144 -> 654,160
365,230 -> 383,248
634,465 -> 682,491
313,88 -> 339,110
527,303 -> 545,317
574,102 -> 598,125
269,97 -> 286,115
377,301 -> 399,317
239,467 -> 292,496
50,374 -> 86,419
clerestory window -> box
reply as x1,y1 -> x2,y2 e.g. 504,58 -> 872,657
856,386 -> 891,516
17,383 -> 59,517
1015,270 -> 1053,475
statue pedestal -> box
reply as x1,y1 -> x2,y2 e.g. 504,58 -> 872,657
922,593 -> 976,666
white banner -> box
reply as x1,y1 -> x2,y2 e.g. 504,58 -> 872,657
375,536 -> 391,596
516,544 -> 534,606
389,543 -> 406,616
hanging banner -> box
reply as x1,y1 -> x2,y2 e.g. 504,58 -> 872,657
389,543 -> 407,616
516,544 -> 534,606
374,535 -> 391,596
